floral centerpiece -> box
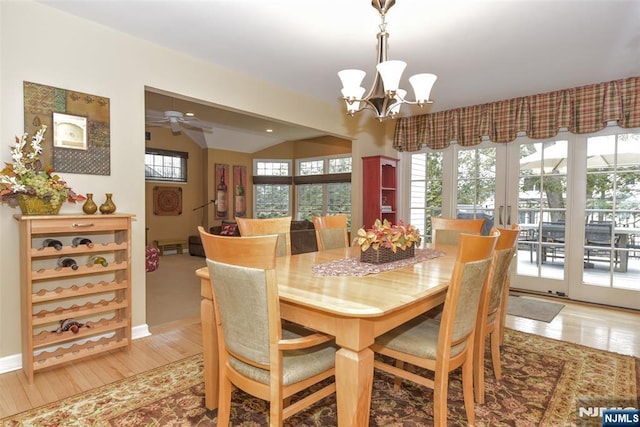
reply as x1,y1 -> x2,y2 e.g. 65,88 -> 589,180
355,219 -> 421,264
1,125 -> 85,214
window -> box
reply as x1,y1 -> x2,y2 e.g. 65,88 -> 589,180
295,156 -> 352,226
409,151 -> 444,242
145,149 -> 188,182
253,160 -> 292,218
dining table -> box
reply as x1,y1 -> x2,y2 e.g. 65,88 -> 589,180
195,244 -> 456,426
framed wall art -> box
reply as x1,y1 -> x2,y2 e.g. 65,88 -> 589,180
153,186 -> 182,216
233,165 -> 247,218
215,164 -> 229,219
23,81 -> 111,175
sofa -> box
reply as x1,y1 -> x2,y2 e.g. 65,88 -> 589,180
188,219 -> 318,257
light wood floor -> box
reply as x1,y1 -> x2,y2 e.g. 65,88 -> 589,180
1,297 -> 638,419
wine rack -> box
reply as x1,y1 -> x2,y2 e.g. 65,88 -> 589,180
14,213 -> 134,382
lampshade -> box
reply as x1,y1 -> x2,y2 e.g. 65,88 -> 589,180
409,73 -> 438,104
376,60 -> 407,93
338,69 -> 366,92
342,87 -> 366,114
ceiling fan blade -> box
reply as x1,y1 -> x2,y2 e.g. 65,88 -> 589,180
182,118 -> 215,131
146,109 -> 166,120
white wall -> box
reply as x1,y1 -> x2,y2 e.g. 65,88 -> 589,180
0,1 -> 390,366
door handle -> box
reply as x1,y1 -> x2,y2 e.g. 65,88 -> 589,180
507,205 -> 512,225
499,206 -> 504,225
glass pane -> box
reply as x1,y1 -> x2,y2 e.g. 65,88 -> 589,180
410,152 -> 445,242
297,184 -> 323,220
298,160 -> 323,176
517,141 -> 567,280
455,147 -> 496,234
583,132 -> 640,290
329,157 -> 352,173
255,184 -> 290,218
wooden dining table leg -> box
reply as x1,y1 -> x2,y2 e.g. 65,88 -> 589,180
335,347 -> 375,426
333,319 -> 376,427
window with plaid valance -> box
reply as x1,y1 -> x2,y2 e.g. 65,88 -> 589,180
393,76 -> 640,151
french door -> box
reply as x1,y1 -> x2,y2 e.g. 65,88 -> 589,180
404,126 -> 640,310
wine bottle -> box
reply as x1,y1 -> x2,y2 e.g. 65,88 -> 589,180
57,257 -> 79,270
42,239 -> 63,251
235,171 -> 246,217
89,255 -> 108,267
216,167 -> 228,217
72,237 -> 94,248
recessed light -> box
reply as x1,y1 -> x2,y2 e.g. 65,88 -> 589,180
266,129 -> 273,133
185,112 -> 195,117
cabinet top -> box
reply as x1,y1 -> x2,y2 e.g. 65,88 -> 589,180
14,213 -> 136,221
362,155 -> 399,161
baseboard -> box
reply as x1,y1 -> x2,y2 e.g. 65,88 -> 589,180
0,324 -> 152,375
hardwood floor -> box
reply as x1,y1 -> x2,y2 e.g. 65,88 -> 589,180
1,299 -> 638,419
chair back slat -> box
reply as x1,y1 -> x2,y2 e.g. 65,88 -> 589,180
431,216 -> 486,243
312,215 -> 349,251
236,216 -> 292,256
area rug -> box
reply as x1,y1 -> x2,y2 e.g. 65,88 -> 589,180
507,295 -> 565,322
2,330 -> 638,426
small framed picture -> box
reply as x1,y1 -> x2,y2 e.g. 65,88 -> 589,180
53,112 -> 88,150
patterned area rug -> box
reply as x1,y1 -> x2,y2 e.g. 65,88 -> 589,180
3,330 -> 638,426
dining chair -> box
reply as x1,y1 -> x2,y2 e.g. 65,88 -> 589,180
197,226 -> 337,426
430,216 -> 486,243
236,216 -> 292,256
473,224 -> 520,404
433,228 -> 479,246
311,214 -> 350,251
371,231 -> 499,427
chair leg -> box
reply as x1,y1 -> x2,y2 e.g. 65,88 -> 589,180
217,374 -> 233,427
490,330 -> 503,380
270,395 -> 284,427
393,359 -> 405,390
462,350 -> 476,426
433,369 -> 450,427
473,334 -> 486,404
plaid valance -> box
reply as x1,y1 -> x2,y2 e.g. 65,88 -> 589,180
393,76 -> 640,151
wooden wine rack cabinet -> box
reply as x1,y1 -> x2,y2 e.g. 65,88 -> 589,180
14,213 -> 134,382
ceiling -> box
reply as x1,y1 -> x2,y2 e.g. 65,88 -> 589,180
38,0 -> 640,151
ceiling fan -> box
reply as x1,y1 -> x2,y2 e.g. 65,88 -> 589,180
146,109 -> 214,133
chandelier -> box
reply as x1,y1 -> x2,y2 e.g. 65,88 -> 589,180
338,0 -> 437,121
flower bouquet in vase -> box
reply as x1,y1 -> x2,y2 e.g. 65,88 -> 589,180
355,219 -> 421,264
1,125 -> 85,214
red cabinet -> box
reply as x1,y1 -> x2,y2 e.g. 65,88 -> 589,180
362,155 -> 399,228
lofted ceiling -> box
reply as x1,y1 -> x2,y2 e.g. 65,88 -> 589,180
39,0 -> 640,151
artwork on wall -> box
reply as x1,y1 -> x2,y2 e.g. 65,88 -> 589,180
153,186 -> 182,216
215,164 -> 229,219
23,81 -> 111,175
233,165 -> 247,218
